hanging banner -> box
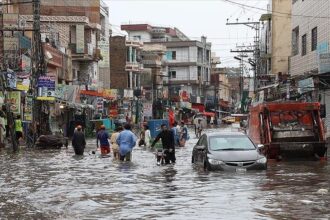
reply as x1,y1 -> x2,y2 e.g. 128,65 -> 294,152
16,74 -> 30,91
24,96 -> 33,121
98,40 -> 110,68
21,54 -> 31,73
5,71 -> 17,89
96,97 -> 104,114
7,91 -> 21,114
37,76 -> 56,101
143,102 -> 153,117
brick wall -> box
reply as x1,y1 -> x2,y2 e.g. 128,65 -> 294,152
110,36 -> 127,89
19,0 -> 100,24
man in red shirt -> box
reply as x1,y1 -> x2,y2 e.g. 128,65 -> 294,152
97,125 -> 110,155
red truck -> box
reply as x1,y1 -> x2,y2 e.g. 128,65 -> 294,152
248,101 -> 327,160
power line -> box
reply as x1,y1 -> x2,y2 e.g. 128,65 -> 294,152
222,0 -> 330,19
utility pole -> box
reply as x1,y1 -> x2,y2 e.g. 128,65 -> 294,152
30,0 -> 48,139
226,19 -> 260,92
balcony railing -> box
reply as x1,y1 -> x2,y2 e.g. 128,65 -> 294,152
68,43 -> 100,61
125,62 -> 144,72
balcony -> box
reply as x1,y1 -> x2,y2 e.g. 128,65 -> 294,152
142,59 -> 162,67
125,62 -> 144,72
68,43 -> 100,61
126,39 -> 143,49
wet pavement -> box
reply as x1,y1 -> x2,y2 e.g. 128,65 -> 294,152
1,127 -> 330,219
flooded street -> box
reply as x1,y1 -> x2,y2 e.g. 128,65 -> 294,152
1,128 -> 330,219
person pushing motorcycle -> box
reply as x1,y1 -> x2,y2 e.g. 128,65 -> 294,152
151,124 -> 176,164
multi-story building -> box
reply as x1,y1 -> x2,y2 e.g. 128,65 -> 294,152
109,36 -> 144,90
290,0 -> 330,133
98,0 -> 111,89
260,0 -> 291,76
121,24 -> 212,105
212,68 -> 232,114
18,0 -> 104,89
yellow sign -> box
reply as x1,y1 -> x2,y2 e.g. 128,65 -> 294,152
37,97 -> 55,101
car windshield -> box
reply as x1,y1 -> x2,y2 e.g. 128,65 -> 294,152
209,136 -> 256,151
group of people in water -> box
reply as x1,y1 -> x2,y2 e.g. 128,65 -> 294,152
71,121 -> 190,164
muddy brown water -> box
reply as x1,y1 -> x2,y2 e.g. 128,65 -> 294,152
0,128 -> 330,219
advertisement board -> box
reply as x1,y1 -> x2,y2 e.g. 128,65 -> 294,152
7,91 -> 21,114
37,76 -> 56,101
98,40 -> 109,68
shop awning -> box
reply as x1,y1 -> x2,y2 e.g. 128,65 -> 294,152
203,112 -> 215,117
80,90 -> 115,100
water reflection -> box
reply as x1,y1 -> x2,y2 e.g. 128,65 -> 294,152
0,128 -> 330,219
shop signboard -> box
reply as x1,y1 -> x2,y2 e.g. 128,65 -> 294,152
102,89 -> 117,100
143,102 -> 153,117
298,77 -> 314,94
124,89 -> 133,98
16,74 -> 30,91
24,96 -> 33,121
21,54 -> 31,73
96,97 -> 104,114
3,13 -> 18,29
319,53 -> 330,74
7,91 -> 20,114
3,36 -> 19,50
37,76 -> 56,101
98,40 -> 110,68
4,70 -> 17,89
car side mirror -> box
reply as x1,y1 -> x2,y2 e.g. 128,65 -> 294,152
257,144 -> 264,149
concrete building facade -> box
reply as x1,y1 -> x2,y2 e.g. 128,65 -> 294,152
109,36 -> 144,90
290,0 -> 330,135
121,24 -> 212,105
260,0 -> 291,77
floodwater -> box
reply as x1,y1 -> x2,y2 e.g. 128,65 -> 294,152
1,128 -> 330,220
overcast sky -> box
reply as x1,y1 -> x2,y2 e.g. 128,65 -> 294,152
105,0 -> 269,68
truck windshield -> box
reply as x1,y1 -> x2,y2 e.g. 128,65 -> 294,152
209,136 -> 256,151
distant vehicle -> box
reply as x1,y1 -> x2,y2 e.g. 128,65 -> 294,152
192,131 -> 267,171
222,116 -> 236,124
114,114 -> 126,127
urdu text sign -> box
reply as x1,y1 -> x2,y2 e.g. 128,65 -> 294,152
319,53 -> 330,74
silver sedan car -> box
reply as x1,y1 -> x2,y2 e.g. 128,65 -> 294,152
192,131 -> 267,171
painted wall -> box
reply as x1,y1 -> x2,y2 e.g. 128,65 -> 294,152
291,0 -> 330,76
272,0 -> 292,75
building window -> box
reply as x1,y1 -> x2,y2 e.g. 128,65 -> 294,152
170,71 -> 176,78
292,26 -> 299,56
133,35 -> 141,41
166,51 -> 176,60
312,27 -> 317,51
302,34 -> 307,56
172,51 -> 176,60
